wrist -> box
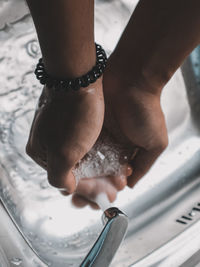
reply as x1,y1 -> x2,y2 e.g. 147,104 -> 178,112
35,43 -> 107,92
107,53 -> 163,97
43,42 -> 96,79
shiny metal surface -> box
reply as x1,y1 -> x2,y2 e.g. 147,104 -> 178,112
81,208 -> 128,267
0,200 -> 46,267
0,0 -> 200,266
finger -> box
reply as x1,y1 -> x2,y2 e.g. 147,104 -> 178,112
125,164 -> 134,177
33,157 -> 47,170
71,194 -> 88,208
76,177 -> 117,203
47,150 -> 76,194
26,142 -> 47,170
105,163 -> 134,191
59,189 -> 70,196
72,194 -> 100,210
28,153 -> 47,171
127,148 -> 161,188
107,175 -> 127,191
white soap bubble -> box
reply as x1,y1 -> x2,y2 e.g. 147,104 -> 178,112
73,129 -> 131,182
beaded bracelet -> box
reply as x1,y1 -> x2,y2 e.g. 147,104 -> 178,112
34,43 -> 107,91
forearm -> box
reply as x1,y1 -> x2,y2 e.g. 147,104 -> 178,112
26,0 -> 95,78
110,0 -> 200,94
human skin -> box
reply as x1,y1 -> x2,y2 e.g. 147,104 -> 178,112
25,0 -> 103,193
25,0 -> 96,78
25,0 -> 129,204
73,0 -> 200,206
26,0 -> 200,207
102,0 -> 200,189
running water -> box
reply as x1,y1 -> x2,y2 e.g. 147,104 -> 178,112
95,192 -> 112,211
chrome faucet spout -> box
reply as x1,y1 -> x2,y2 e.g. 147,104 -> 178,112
80,208 -> 128,267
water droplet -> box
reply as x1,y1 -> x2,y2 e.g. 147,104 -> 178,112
10,258 -> 22,266
26,40 -> 40,58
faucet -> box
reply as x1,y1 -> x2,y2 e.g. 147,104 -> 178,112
80,207 -> 128,267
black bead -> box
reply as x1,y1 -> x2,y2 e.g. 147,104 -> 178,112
62,80 -> 70,90
37,64 -> 44,70
36,74 -> 43,80
34,43 -> 107,91
55,81 -> 64,91
97,65 -> 103,74
40,77 -> 46,85
89,72 -> 98,83
71,78 -> 82,91
81,75 -> 90,87
68,80 -> 72,89
96,44 -> 101,50
86,74 -> 91,83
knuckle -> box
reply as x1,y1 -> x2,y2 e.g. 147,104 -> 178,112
60,146 -> 85,168
25,143 -> 32,156
49,148 -> 75,169
25,143 -> 38,160
116,177 -> 127,191
155,135 -> 169,153
47,176 -> 63,189
26,143 -> 41,162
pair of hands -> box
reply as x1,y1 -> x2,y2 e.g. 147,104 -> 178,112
26,56 -> 168,209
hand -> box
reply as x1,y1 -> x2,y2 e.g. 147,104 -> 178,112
103,60 -> 168,188
26,78 -> 104,193
64,174 -> 129,209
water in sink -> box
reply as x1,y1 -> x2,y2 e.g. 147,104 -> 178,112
0,0 -> 193,266
0,0 -> 138,266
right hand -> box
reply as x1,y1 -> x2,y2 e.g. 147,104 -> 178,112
103,60 -> 169,188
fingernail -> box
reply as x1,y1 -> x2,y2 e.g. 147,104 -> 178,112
58,188 -> 70,196
60,191 -> 70,196
58,188 -> 68,192
126,165 -> 133,176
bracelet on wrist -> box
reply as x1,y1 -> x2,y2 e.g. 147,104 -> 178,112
34,43 -> 107,91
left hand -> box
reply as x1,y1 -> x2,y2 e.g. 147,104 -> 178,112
26,78 -> 104,194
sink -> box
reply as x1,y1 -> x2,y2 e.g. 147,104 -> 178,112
0,0 -> 200,266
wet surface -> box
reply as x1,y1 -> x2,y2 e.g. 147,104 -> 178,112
0,1 -> 137,266
0,0 -> 197,266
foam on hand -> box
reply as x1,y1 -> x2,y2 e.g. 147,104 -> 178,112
72,130 -> 132,211
73,129 -> 131,182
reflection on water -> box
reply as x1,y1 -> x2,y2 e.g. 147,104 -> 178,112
0,0 -> 136,266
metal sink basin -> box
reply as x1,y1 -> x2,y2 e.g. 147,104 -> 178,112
0,0 -> 200,266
